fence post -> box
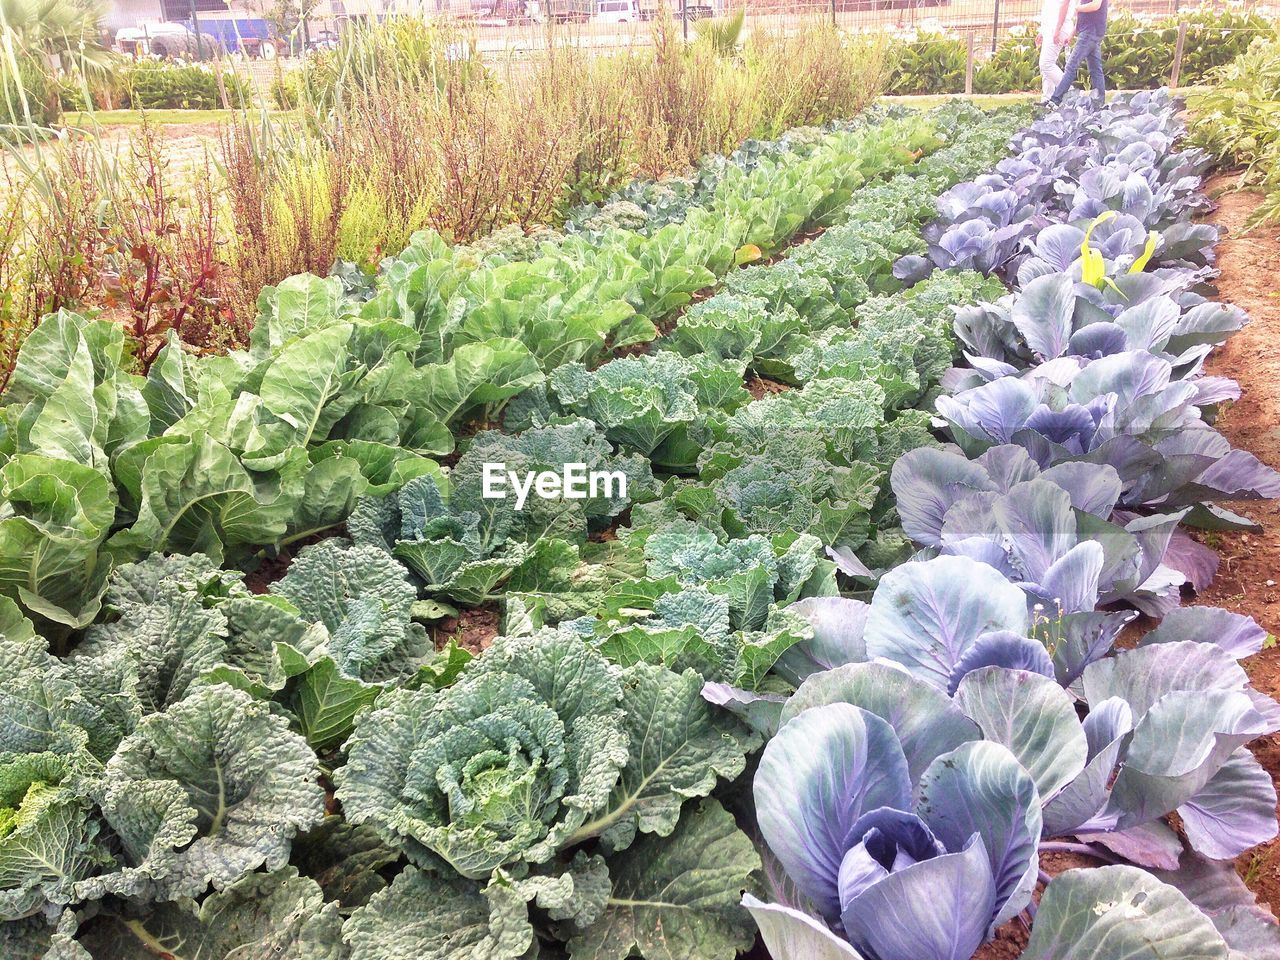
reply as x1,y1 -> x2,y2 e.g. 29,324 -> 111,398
189,0 -> 205,60
682,0 -> 688,40
1170,20 -> 1187,89
990,0 -> 1001,53
831,0 -> 837,28
965,31 -> 975,95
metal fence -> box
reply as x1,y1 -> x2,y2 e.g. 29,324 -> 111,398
431,0 -> 1272,66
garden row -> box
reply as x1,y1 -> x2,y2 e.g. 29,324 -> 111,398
886,9 -> 1273,96
747,89 -> 1280,959
0,99 -> 1033,957
3,90 -> 1277,958
1190,28 -> 1280,229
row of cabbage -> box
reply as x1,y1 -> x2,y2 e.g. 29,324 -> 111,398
0,106 -> 957,638
0,102 -> 1037,958
744,89 -> 1280,960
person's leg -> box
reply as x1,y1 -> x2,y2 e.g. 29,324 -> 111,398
1086,34 -> 1106,102
1039,38 -> 1064,98
1049,31 -> 1101,102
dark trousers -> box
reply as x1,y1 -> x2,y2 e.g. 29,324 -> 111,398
1050,28 -> 1106,103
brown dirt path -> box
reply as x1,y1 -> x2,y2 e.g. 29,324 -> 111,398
1191,174 -> 1280,913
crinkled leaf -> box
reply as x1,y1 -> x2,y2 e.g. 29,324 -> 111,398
567,799 -> 759,960
574,664 -> 757,852
89,684 -> 324,900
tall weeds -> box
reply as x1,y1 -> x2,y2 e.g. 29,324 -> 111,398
101,122 -> 226,366
746,23 -> 891,137
220,113 -> 346,322
0,13 -> 890,385
2,121 -> 234,379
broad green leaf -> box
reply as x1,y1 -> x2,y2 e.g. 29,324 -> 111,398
0,455 -> 116,628
571,664 -> 758,851
286,455 -> 369,544
273,539 -> 416,637
489,851 -> 611,929
251,274 -> 346,359
109,435 -> 307,560
81,867 -> 344,960
255,321 -> 354,449
89,684 -> 324,900
142,332 -> 196,433
286,657 -> 381,751
0,769 -> 105,923
0,597 -> 35,643
342,866 -> 535,960
568,799 -> 760,960
71,584 -> 229,715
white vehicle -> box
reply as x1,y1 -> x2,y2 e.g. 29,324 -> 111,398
594,0 -> 638,23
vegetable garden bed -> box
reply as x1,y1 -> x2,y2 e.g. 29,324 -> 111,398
3,89 -> 1280,960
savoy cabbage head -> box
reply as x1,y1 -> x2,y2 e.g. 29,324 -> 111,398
336,625 -> 763,956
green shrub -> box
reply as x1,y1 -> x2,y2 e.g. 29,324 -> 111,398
269,52 -> 338,110
974,28 -> 1040,94
1,52 -> 60,126
120,60 -> 252,110
885,32 -> 966,96
902,10 -> 1277,97
1099,9 -> 1270,89
1190,29 -> 1280,228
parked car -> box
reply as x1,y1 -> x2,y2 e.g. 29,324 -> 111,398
594,0 -> 638,23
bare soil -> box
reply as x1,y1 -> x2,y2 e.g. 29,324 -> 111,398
745,372 -> 791,400
434,606 -> 502,655
1191,175 -> 1280,914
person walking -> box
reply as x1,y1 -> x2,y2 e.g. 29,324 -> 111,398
1047,0 -> 1109,104
1037,0 -> 1076,100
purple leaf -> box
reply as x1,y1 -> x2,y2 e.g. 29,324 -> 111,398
754,704 -> 912,920
1177,748 -> 1279,860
